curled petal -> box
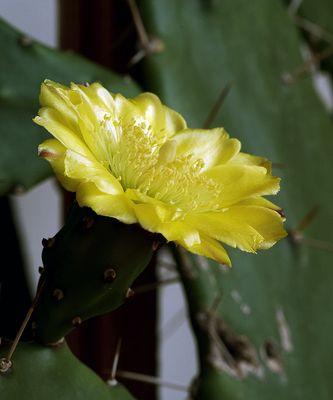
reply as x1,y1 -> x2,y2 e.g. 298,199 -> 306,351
38,139 -> 78,191
34,107 -> 91,157
39,80 -> 79,133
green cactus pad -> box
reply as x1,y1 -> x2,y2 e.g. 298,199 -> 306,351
0,341 -> 135,400
0,17 -> 139,195
33,203 -> 158,344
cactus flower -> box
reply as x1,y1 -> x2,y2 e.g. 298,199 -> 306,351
34,80 -> 286,265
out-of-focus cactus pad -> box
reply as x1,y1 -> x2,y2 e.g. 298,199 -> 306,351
0,341 -> 135,399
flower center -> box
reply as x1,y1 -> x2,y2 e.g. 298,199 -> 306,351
98,114 -> 220,213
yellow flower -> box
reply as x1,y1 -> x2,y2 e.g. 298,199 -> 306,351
34,80 -> 286,266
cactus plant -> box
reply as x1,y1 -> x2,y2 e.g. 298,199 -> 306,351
137,0 -> 333,398
1,1 -> 333,399
0,341 -> 135,400
33,203 -> 158,344
0,17 -> 139,195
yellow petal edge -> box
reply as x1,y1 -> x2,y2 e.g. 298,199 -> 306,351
34,80 -> 287,266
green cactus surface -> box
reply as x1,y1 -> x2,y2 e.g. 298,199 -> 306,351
138,0 -> 333,398
32,203 -> 158,344
0,17 -> 139,195
0,341 -> 135,400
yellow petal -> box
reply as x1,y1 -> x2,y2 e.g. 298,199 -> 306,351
187,206 -> 287,252
183,234 -> 231,266
132,92 -> 187,137
64,150 -> 123,195
231,152 -> 272,172
234,196 -> 283,212
58,83 -> 116,165
169,128 -> 241,169
74,82 -> 115,111
34,107 -> 91,157
39,81 -> 101,159
126,188 -> 182,217
70,82 -> 115,124
127,190 -> 177,220
134,203 -> 200,247
164,106 -> 187,136
205,164 -> 280,207
39,80 -> 80,133
38,139 -> 78,191
124,199 -> 231,265
76,182 -> 136,224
